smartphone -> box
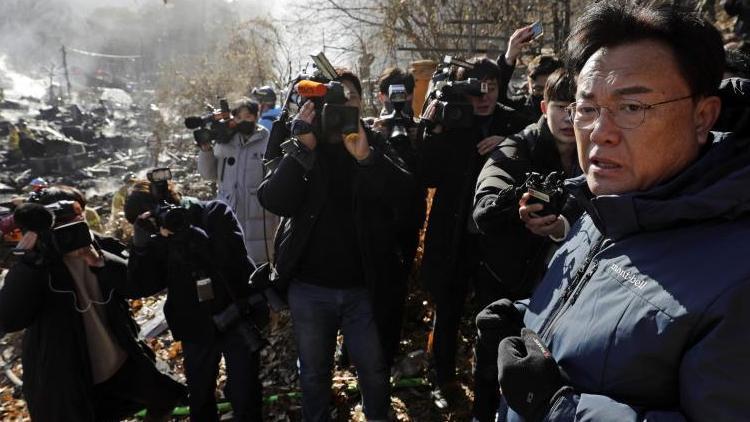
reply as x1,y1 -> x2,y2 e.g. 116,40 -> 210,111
531,21 -> 544,39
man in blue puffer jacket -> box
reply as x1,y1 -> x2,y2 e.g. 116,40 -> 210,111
480,1 -> 750,420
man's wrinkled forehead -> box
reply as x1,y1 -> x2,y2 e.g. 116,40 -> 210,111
576,42 -> 684,100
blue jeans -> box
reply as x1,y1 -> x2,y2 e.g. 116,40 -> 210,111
288,280 -> 390,421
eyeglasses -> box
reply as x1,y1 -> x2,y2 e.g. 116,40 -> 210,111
565,95 -> 693,129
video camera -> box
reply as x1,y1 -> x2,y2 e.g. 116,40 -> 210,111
423,56 -> 488,129
147,168 -> 190,233
212,293 -> 269,353
184,98 -> 236,147
380,84 -> 413,143
524,171 -> 566,217
8,199 -> 92,256
291,52 -> 360,142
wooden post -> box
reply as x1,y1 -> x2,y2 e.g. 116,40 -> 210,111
409,60 -> 438,114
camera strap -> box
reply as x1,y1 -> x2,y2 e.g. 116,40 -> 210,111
194,212 -> 248,311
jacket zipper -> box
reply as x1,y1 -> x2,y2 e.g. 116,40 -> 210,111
539,236 -> 605,341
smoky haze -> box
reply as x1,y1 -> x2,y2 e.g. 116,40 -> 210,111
0,0 -> 276,88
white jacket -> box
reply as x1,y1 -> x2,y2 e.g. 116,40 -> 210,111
196,126 -> 277,264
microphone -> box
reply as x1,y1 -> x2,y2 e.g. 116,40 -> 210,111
295,80 -> 329,98
184,116 -> 205,129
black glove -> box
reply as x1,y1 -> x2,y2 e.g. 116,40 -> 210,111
475,299 -> 523,383
13,203 -> 54,233
474,186 -> 521,234
497,328 -> 566,422
132,218 -> 156,248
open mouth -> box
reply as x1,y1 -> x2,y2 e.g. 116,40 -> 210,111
590,157 -> 622,170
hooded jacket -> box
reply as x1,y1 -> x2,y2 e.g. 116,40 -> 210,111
418,104 -> 529,299
0,236 -> 184,422
473,117 -> 581,299
127,200 -> 254,343
258,126 -> 413,294
505,132 -> 750,420
197,127 -> 277,264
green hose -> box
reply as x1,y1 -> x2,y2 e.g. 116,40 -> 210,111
134,377 -> 428,418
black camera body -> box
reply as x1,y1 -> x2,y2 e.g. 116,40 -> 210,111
294,52 -> 361,142
44,200 -> 80,223
432,78 -> 486,129
53,220 -> 93,254
151,201 -> 190,233
524,171 -> 567,217
423,56 -> 488,129
381,84 -> 414,142
184,98 -> 237,147
146,168 -> 191,233
212,295 -> 269,353
321,103 -> 359,138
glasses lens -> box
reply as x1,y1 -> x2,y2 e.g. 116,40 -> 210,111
570,102 -> 598,129
568,100 -> 647,129
614,100 -> 646,129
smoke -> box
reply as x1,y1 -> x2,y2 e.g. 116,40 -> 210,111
0,0 -> 276,89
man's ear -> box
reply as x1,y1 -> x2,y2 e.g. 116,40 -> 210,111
377,92 -> 386,105
694,95 -> 722,145
540,99 -> 548,116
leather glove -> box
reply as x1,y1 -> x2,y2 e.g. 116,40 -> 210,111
498,328 -> 565,422
475,299 -> 524,383
474,186 -> 522,234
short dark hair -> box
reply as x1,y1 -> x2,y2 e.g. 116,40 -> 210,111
335,68 -> 363,96
30,185 -> 87,208
456,56 -> 501,82
543,68 -> 577,103
124,180 -> 182,224
233,100 -> 259,116
377,67 -> 415,94
564,0 -> 725,97
528,55 -> 562,80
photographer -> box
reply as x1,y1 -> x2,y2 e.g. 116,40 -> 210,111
0,186 -> 186,422
197,100 -> 276,266
258,68 -> 411,421
367,66 -> 425,367
471,68 -> 581,422
124,177 -> 264,422
251,85 -> 282,131
498,25 -> 562,126
418,56 -> 527,409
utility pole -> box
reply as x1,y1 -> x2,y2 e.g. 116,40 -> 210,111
61,45 -> 72,100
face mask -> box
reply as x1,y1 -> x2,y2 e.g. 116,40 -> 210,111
237,121 -> 256,135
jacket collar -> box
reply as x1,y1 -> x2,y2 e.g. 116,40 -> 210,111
237,127 -> 266,146
568,132 -> 750,239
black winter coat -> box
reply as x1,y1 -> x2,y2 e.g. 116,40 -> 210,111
258,127 -> 413,293
472,117 -> 582,298
127,200 -> 254,343
0,236 -> 171,422
418,104 -> 528,298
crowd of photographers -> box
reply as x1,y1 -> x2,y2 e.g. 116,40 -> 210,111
2,0 -> 750,421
